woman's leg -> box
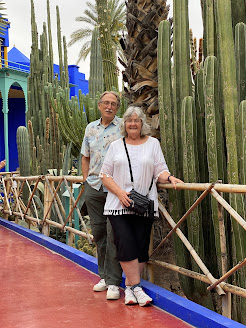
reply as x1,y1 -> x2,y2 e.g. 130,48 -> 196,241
123,261 -> 145,286
120,259 -> 140,286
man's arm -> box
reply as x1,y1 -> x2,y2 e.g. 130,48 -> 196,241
81,155 -> 90,182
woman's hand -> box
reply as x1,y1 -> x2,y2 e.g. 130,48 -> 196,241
157,171 -> 183,189
116,189 -> 131,208
168,176 -> 183,190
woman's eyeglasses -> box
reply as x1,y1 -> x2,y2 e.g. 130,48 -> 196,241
125,119 -> 142,123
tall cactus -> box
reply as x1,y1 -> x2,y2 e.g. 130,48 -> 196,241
214,0 -> 239,184
156,0 -> 246,322
16,126 -> 30,204
89,26 -> 104,99
27,0 -> 68,175
173,0 -> 192,178
235,23 -> 246,106
96,0 -> 118,90
158,20 -> 193,297
239,100 -> 246,185
204,0 -> 216,57
230,0 -> 246,32
203,56 -> 224,276
181,96 -> 212,303
214,5 -> 246,304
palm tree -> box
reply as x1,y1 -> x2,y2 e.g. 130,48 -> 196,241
68,0 -> 126,65
121,0 -> 170,125
0,1 -> 7,34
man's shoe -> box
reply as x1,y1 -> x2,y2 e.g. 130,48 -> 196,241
93,279 -> 107,292
125,286 -> 138,305
106,285 -> 120,300
132,286 -> 152,306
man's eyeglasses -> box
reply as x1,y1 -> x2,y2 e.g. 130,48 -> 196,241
100,101 -> 118,108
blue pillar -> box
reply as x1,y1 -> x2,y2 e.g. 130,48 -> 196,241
2,89 -> 9,171
4,112 -> 9,171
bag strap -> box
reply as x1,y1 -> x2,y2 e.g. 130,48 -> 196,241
123,137 -> 153,192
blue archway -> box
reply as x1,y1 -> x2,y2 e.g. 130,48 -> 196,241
0,68 -> 28,171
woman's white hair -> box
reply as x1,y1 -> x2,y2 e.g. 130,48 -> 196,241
120,106 -> 150,137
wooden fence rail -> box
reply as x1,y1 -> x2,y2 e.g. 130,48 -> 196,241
1,174 -> 246,319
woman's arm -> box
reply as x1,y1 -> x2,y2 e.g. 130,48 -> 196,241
157,171 -> 183,189
101,174 -> 132,208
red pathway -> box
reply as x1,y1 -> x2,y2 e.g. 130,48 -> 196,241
0,226 -> 193,328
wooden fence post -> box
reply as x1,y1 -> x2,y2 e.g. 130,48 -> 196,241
3,174 -> 10,220
218,188 -> 231,318
42,179 -> 53,236
67,181 -> 74,246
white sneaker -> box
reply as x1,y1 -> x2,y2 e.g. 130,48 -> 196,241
132,286 -> 152,306
106,285 -> 120,300
93,279 -> 107,292
125,286 -> 138,305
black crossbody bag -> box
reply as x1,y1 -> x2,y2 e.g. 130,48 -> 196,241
123,138 -> 154,218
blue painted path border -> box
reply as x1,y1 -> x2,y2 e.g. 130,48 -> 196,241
1,217 -> 244,328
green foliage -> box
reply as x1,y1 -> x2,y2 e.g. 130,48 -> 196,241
68,0 -> 126,64
158,0 -> 246,319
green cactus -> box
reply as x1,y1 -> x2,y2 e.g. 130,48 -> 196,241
45,84 -> 89,157
158,20 -> 193,297
96,0 -> 119,90
203,56 -> 224,276
204,0 -> 216,57
16,126 -> 30,204
89,26 -> 104,99
231,0 -> 246,33
155,0 -> 246,321
173,0 -> 192,178
235,23 -> 246,105
239,100 -> 246,185
27,0 -> 68,175
181,96 -> 208,296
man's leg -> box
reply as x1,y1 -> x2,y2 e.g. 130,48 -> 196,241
105,218 -> 123,286
84,182 -> 107,279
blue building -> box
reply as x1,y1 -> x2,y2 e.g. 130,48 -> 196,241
0,22 -> 88,172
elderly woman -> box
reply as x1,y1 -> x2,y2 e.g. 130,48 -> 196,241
100,106 -> 182,306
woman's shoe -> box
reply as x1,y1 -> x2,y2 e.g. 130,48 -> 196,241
132,286 -> 152,306
125,286 -> 138,305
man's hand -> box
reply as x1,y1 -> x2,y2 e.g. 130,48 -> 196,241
0,160 -> 6,169
81,156 -> 90,182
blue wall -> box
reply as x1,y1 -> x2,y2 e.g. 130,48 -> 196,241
8,48 -> 89,98
0,98 -> 26,172
8,98 -> 26,171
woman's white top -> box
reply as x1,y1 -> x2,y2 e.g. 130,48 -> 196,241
100,136 -> 169,217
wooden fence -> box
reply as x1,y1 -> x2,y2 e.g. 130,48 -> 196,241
1,173 -> 246,319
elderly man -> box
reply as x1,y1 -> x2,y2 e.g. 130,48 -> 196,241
81,91 -> 123,300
